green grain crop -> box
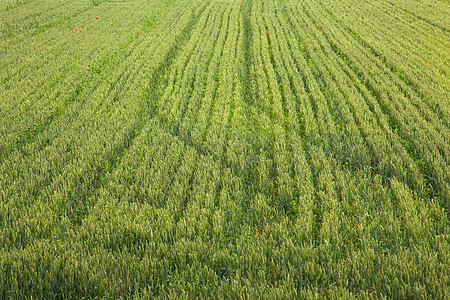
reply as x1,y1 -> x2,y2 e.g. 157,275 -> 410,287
0,0 -> 448,298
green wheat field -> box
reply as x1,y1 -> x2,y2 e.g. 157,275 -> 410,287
0,0 -> 449,298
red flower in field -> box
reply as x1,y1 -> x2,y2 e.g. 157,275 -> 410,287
79,30 -> 82,32
96,17 -> 98,20
75,29 -> 77,31
136,32 -> 139,34
267,32 -> 269,34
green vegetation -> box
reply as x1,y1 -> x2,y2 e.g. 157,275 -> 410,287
0,0 -> 449,298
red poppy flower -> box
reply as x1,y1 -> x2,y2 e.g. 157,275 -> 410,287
75,29 -> 77,31
96,17 -> 98,20
136,32 -> 139,34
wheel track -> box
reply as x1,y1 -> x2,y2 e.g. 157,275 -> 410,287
0,1 -> 211,250
314,0 -> 448,125
71,1 -> 211,224
302,0 -> 449,205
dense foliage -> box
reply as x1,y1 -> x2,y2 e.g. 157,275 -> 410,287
0,0 -> 449,298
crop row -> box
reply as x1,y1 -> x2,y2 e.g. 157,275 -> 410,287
0,0 -> 448,298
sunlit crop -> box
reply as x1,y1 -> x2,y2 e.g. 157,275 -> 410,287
0,0 -> 448,298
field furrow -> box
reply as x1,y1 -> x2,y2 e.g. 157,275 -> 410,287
0,0 -> 448,298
